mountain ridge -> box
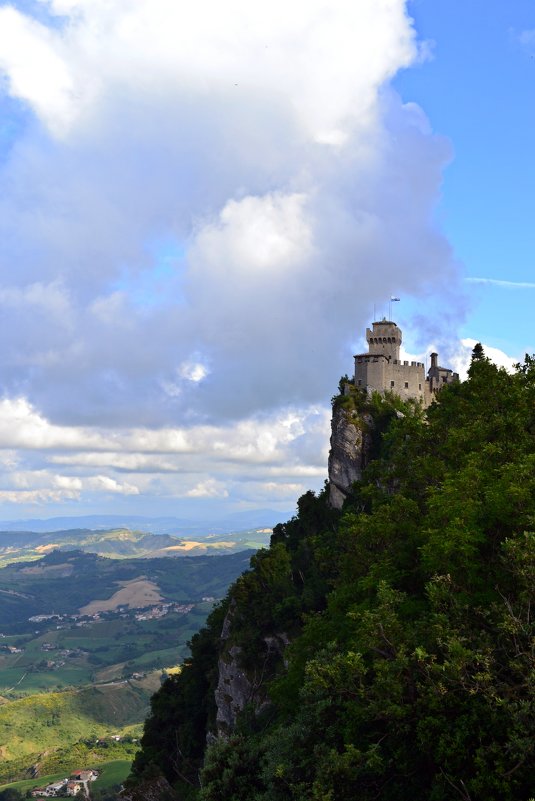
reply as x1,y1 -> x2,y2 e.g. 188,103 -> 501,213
0,510 -> 292,536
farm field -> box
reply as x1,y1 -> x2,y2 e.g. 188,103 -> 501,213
92,759 -> 133,791
0,602 -> 213,695
0,542 -> 257,786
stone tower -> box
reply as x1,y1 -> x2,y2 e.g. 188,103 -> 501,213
366,320 -> 402,361
353,319 -> 458,407
329,319 -> 460,508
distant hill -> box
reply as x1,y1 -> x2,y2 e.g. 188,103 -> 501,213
0,549 -> 254,630
0,510 -> 291,536
0,526 -> 272,567
0,541 -> 258,784
0,512 -> 273,789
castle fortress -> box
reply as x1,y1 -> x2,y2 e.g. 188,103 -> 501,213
353,320 -> 458,406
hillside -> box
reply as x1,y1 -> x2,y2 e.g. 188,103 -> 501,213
0,549 -> 254,631
0,549 -> 255,785
126,351 -> 535,801
0,683 -> 150,766
0,527 -> 272,567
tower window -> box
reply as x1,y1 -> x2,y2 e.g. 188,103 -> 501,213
419,383 -> 422,390
404,382 -> 409,389
390,380 -> 395,387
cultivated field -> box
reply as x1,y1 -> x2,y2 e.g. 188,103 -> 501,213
80,577 -> 164,614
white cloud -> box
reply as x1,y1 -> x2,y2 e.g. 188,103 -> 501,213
179,361 -> 209,383
0,0 -> 462,430
186,479 -> 229,499
0,1 -> 466,516
0,488 -> 79,504
449,339 -> 518,380
86,475 -> 139,495
0,394 -> 328,511
0,6 -> 79,135
1,0 -> 418,142
466,277 -> 535,289
193,193 -> 312,274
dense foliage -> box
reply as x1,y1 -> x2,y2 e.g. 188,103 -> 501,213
130,352 -> 535,801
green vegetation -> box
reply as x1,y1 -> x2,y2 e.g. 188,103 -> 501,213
0,773 -> 67,794
0,528 -> 271,568
0,548 -> 253,786
0,550 -> 253,632
0,684 -> 146,778
129,352 -> 535,800
92,759 -> 133,790
0,606 -> 214,697
0,741 -> 140,793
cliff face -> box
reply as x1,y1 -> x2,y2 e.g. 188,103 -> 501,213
212,398 -> 373,733
214,601 -> 289,737
214,602 -> 253,736
328,403 -> 373,509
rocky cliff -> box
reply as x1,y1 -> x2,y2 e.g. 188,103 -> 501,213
214,601 -> 289,737
328,400 -> 373,509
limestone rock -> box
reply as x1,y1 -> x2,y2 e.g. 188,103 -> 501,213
215,642 -> 253,736
328,404 -> 373,509
214,604 -> 288,737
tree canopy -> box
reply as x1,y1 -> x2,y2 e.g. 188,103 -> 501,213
129,354 -> 535,801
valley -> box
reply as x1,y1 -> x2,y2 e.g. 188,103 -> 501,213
0,532 -> 265,788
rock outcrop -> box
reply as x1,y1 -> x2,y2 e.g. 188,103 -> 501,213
215,640 -> 254,736
214,602 -> 288,737
328,402 -> 373,509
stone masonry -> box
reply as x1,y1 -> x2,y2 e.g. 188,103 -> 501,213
353,319 -> 458,407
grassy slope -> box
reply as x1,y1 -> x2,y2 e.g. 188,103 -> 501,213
92,760 -> 133,790
0,759 -> 135,794
0,684 -> 149,762
0,773 -> 68,793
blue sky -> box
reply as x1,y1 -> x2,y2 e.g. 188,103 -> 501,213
394,0 -> 535,358
0,0 -> 531,522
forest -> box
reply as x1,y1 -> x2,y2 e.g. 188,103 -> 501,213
128,349 -> 534,801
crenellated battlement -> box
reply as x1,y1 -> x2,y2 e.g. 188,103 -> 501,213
353,319 -> 458,407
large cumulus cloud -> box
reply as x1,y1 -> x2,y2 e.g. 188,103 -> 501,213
0,0 -> 465,514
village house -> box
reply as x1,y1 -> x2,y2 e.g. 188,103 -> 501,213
31,780 -> 68,797
71,769 -> 98,782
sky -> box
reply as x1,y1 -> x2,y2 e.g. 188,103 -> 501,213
0,0 -> 532,523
